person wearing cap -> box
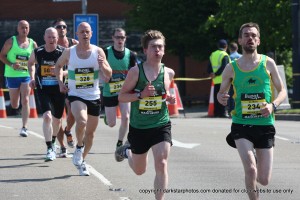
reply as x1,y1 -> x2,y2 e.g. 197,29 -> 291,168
207,39 -> 230,118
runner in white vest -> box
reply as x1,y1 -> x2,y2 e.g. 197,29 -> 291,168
55,22 -> 112,176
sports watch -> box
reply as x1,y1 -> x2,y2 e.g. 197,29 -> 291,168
136,92 -> 142,99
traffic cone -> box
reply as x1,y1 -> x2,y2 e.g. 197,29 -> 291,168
29,89 -> 38,118
116,105 -> 121,119
207,81 -> 214,117
174,82 -> 184,111
0,88 -> 7,118
167,80 -> 179,117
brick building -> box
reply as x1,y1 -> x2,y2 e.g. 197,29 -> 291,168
0,0 -> 210,106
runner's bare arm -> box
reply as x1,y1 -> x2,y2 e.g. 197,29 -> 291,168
27,51 -> 37,89
164,67 -> 176,104
267,57 -> 287,107
118,66 -> 140,102
55,48 -> 70,93
98,48 -> 112,79
28,51 -> 36,80
0,38 -> 13,66
217,63 -> 233,106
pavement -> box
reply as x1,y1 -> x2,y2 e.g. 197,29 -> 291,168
0,116 -> 299,200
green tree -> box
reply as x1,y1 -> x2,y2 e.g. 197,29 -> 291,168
207,0 -> 292,87
119,0 -> 225,95
209,0 -> 291,54
120,0 -> 293,89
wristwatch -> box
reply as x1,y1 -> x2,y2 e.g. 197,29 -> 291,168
272,102 -> 277,112
136,92 -> 142,99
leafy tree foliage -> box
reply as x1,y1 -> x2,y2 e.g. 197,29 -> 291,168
211,0 -> 291,54
120,0 -> 225,60
120,0 -> 293,87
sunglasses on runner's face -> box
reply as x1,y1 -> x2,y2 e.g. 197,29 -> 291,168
55,25 -> 67,29
114,36 -> 126,40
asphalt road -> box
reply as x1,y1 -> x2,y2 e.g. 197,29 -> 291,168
0,117 -> 299,200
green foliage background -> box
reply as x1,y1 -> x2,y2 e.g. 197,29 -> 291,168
120,0 -> 293,88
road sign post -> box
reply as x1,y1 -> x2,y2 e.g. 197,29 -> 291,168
73,14 -> 99,45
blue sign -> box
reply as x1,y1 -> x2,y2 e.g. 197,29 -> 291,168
73,14 -> 99,45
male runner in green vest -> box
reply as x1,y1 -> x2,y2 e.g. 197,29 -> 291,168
0,20 -> 37,137
217,22 -> 287,200
102,28 -> 137,154
116,30 -> 176,200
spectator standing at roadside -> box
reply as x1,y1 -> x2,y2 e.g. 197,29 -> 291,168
207,39 -> 230,118
228,42 -> 242,115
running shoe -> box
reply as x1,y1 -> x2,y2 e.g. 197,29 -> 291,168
45,148 -> 56,162
79,161 -> 90,176
115,141 -> 130,162
19,127 -> 28,137
64,128 -> 75,148
52,141 -> 58,153
73,147 -> 83,168
59,147 -> 68,158
66,135 -> 75,148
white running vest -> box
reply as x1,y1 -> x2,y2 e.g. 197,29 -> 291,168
68,45 -> 100,100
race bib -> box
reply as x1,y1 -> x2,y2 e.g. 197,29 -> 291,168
241,93 -> 265,119
139,96 -> 163,115
41,65 -> 55,77
15,55 -> 28,71
109,80 -> 124,94
75,68 -> 94,89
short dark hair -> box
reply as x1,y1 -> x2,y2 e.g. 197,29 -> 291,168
52,18 -> 66,27
141,30 -> 165,49
229,42 -> 238,52
239,22 -> 260,38
112,28 -> 126,36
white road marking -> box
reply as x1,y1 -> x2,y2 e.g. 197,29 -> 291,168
275,135 -> 290,141
0,125 -> 114,188
27,130 -> 44,139
88,165 -> 112,186
172,139 -> 200,149
0,125 -> 14,129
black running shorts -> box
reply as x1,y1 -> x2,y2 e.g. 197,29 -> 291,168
68,96 -> 101,116
128,121 -> 172,154
103,95 -> 119,107
226,123 -> 276,149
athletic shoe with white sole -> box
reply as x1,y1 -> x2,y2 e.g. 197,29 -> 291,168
79,161 -> 90,176
19,127 -> 28,137
45,148 -> 56,162
115,141 -> 130,162
73,147 -> 83,167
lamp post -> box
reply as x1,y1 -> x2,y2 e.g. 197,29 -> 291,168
292,0 -> 300,108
